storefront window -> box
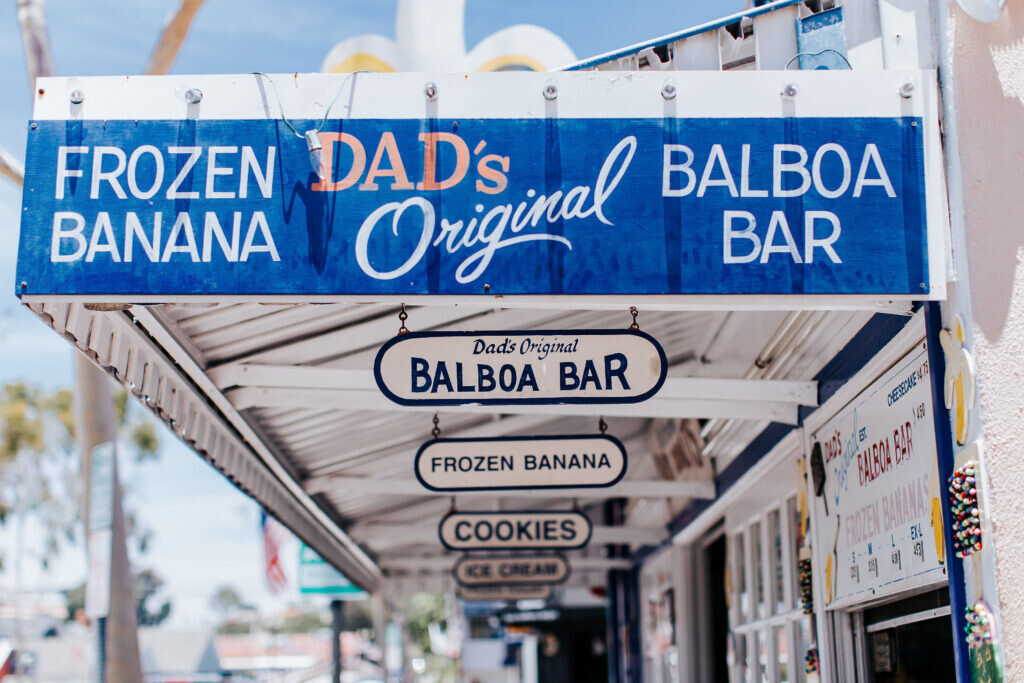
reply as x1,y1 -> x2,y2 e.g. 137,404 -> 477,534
726,494 -> 809,683
755,629 -> 770,682
734,534 -> 749,624
774,625 -> 789,683
770,508 -> 785,614
735,631 -> 749,682
796,617 -> 813,683
788,496 -> 803,609
751,521 -> 765,618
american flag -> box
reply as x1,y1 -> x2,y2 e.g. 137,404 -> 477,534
261,510 -> 288,594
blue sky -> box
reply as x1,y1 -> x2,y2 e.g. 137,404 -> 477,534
0,0 -> 737,627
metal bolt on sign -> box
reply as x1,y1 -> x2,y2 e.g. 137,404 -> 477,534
424,82 -> 438,101
899,82 -> 915,98
184,88 -> 203,104
661,81 -> 677,100
543,83 -> 558,100
69,90 -> 84,104
781,83 -> 798,99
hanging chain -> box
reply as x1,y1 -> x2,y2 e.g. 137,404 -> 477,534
432,413 -> 441,438
629,306 -> 640,330
397,303 -> 409,335
571,497 -> 581,513
598,417 -> 607,434
448,496 -> 457,513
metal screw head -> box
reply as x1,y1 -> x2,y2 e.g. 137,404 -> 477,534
424,82 -> 438,101
69,90 -> 84,104
184,88 -> 203,104
543,83 -> 558,100
899,82 -> 915,99
661,82 -> 677,100
781,83 -> 798,99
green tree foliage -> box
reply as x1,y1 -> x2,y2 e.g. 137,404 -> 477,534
209,585 -> 255,615
0,381 -> 159,569
64,568 -> 171,626
134,568 -> 172,626
400,592 -> 447,653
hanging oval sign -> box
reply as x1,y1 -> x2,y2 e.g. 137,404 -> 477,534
439,510 -> 592,551
415,434 -> 627,492
373,329 -> 667,406
454,554 -> 570,587
457,583 -> 553,601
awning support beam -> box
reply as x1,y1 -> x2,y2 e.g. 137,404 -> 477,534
306,475 -> 715,499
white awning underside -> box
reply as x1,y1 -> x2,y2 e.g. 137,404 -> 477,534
23,299 -> 894,592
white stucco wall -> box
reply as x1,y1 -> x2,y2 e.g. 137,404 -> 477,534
949,0 -> 1024,673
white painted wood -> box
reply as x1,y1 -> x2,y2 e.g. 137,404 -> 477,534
34,70 -> 937,121
673,429 -> 803,547
672,31 -> 722,70
303,414 -> 562,479
878,0 -> 935,69
226,385 -> 800,423
305,475 -> 716,499
352,523 -> 666,548
24,293 -> 922,311
843,0 -> 885,69
210,363 -> 819,406
380,555 -> 630,573
753,4 -> 799,70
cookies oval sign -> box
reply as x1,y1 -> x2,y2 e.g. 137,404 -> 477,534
454,554 -> 570,587
374,329 -> 667,406
415,435 -> 627,492
458,583 -> 553,601
439,510 -> 592,551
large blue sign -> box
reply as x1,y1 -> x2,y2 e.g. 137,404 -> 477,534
16,117 -> 927,297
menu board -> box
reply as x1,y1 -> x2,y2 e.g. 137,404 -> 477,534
810,341 -> 946,608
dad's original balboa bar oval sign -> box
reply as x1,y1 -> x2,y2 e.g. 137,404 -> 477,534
454,554 -> 570,587
374,330 -> 666,406
415,435 -> 627,491
458,583 -> 553,601
439,510 -> 592,551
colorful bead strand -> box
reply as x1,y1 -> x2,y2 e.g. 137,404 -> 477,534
948,461 -> 982,558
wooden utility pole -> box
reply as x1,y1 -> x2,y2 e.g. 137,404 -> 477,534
77,360 -> 143,681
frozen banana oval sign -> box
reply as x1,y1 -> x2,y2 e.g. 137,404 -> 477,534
373,329 -> 667,406
415,435 -> 627,491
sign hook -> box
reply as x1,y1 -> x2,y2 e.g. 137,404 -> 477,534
598,417 -> 608,434
397,303 -> 409,335
432,413 -> 441,439
629,306 -> 640,330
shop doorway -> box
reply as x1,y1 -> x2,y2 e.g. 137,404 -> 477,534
704,534 -> 730,683
859,588 -> 954,683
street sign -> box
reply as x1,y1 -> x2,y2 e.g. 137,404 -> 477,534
16,71 -> 946,303
457,584 -> 553,601
415,434 -> 627,491
453,554 -> 570,587
439,510 -> 592,551
84,442 -> 116,620
374,330 -> 666,406
298,543 -> 368,598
